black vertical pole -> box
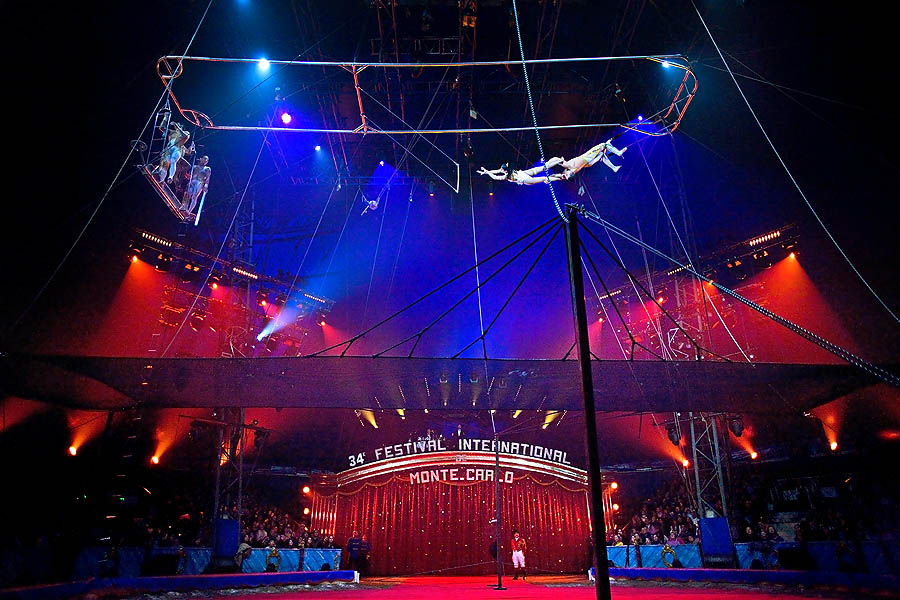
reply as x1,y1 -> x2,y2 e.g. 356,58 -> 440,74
564,207 -> 612,600
494,432 -> 505,589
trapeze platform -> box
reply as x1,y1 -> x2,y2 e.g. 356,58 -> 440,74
140,164 -> 201,225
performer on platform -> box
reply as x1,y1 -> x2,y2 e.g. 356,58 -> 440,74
158,123 -> 192,184
184,155 -> 211,213
511,529 -> 527,580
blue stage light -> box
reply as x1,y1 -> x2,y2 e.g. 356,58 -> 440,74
281,112 -> 292,125
379,160 -> 385,167
256,333 -> 265,342
258,58 -> 270,71
661,60 -> 670,68
637,115 -> 644,122
314,145 -> 321,152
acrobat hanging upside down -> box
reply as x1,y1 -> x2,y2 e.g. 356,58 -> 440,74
476,140 -> 626,185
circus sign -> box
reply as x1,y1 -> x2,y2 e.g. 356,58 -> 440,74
349,437 -> 573,468
408,467 -> 516,485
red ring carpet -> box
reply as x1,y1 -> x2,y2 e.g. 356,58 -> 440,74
199,575 -> 881,599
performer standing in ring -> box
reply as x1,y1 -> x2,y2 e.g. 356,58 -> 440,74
511,529 -> 527,580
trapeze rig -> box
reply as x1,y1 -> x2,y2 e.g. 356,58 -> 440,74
155,54 -> 697,137
133,105 -> 208,226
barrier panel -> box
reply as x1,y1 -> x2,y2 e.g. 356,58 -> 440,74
73,547 -> 341,578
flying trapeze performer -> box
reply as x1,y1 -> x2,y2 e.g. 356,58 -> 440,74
477,140 -> 626,185
157,122 -> 193,185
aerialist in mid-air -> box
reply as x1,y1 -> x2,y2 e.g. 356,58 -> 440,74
476,140 -> 626,185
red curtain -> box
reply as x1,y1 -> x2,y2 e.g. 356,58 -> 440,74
313,473 -> 591,575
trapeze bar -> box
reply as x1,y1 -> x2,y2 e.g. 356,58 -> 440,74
160,54 -> 691,70
205,122 -> 626,135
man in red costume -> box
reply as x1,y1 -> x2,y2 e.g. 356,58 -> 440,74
511,529 -> 527,580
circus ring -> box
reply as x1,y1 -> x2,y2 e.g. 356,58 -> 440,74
307,449 -> 608,576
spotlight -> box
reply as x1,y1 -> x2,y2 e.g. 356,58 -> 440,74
154,252 -> 173,272
258,58 -> 270,71
68,446 -> 78,456
789,252 -> 796,259
151,455 -> 160,465
303,507 -> 310,515
728,416 -> 744,437
256,290 -> 269,307
661,60 -> 671,68
610,482 -> 618,490
181,262 -> 203,283
302,485 -> 311,494
666,423 -> 681,446
428,181 -> 435,197
750,451 -> 758,460
253,429 -> 269,449
612,503 -> 620,511
682,458 -> 690,468
128,241 -> 143,262
281,112 -> 292,125
637,114 -> 644,122
208,274 -> 221,289
830,441 -> 838,451
256,332 -> 265,342
314,145 -> 321,152
379,160 -> 385,167
189,310 -> 207,332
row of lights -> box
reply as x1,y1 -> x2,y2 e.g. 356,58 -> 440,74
747,230 -> 781,247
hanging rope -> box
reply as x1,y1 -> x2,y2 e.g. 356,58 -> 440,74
691,0 -> 900,327
469,164 -> 488,360
510,0 -> 566,221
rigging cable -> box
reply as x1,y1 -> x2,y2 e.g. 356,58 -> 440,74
691,0 -> 900,327
6,0 -> 214,338
161,131 -> 270,357
510,0 -> 566,221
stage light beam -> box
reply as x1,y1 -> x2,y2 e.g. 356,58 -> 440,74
151,455 -> 160,465
258,58 -> 270,71
68,446 -> 78,456
281,112 -> 292,125
830,441 -> 838,451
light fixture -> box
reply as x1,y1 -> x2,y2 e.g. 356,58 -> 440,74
728,416 -> 744,437
667,423 -> 681,446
